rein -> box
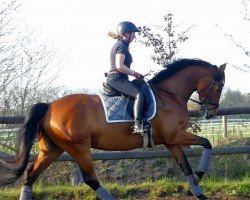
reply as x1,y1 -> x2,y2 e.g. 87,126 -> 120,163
148,81 -> 219,110
149,83 -> 203,105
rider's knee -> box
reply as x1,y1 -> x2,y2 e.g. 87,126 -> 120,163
135,92 -> 144,101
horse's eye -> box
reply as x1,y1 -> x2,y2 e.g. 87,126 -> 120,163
215,86 -> 222,92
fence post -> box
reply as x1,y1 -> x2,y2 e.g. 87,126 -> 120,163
222,116 -> 228,138
71,162 -> 83,186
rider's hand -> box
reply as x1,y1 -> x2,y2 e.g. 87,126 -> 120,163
133,71 -> 143,79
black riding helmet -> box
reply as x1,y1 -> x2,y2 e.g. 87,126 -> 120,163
117,21 -> 140,35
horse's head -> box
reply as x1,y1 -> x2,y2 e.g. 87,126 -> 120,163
149,59 -> 227,119
196,63 -> 226,119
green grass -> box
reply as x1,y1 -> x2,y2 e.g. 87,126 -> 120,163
0,179 -> 249,200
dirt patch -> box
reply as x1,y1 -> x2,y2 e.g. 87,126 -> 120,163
156,195 -> 249,200
23,191 -> 250,200
32,195 -> 249,200
130,193 -> 249,200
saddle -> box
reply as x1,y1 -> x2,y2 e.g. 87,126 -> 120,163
100,79 -> 156,148
100,79 -> 156,123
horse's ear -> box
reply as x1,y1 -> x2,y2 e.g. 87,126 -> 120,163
219,63 -> 226,73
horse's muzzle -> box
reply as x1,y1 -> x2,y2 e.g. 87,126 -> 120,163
205,114 -> 215,119
205,110 -> 217,119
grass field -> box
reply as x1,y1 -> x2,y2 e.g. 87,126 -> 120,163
0,178 -> 249,200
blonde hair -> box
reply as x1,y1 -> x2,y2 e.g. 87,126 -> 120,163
108,31 -> 123,40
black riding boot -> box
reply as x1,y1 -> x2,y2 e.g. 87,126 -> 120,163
133,93 -> 145,134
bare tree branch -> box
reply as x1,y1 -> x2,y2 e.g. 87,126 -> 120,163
137,13 -> 191,66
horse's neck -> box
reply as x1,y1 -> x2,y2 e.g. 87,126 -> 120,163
159,66 -> 209,100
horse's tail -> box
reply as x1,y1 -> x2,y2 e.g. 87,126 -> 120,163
0,103 -> 49,186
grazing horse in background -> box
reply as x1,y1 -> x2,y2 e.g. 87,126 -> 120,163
0,59 -> 226,200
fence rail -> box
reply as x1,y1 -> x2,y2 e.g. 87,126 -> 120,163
1,146 -> 250,162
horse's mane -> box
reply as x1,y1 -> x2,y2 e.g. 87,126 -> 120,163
149,58 -> 218,84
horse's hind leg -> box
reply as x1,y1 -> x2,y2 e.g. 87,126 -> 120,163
80,169 -> 115,200
19,132 -> 63,200
166,145 -> 209,200
68,145 -> 115,200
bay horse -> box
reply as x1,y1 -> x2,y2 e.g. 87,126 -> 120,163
0,59 -> 226,200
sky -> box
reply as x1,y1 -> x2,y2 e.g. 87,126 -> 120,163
20,0 -> 250,93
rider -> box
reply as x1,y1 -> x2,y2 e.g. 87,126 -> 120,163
107,21 -> 145,134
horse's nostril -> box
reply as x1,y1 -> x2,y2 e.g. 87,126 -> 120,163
207,114 -> 215,119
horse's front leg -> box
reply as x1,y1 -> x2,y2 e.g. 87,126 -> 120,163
166,144 -> 209,200
171,130 -> 213,184
194,136 -> 212,184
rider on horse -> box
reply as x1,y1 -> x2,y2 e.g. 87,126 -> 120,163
107,21 -> 146,134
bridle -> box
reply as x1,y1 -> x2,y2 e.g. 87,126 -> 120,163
148,79 -> 224,111
196,80 -> 221,110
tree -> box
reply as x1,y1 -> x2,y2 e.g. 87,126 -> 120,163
223,0 -> 250,72
137,13 -> 192,66
220,89 -> 246,108
244,93 -> 250,106
219,89 -> 250,118
0,0 -> 22,92
0,0 -> 65,116
4,34 -> 64,115
220,89 -> 250,108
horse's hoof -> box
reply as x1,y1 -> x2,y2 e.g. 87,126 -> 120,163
186,189 -> 193,196
197,194 -> 209,200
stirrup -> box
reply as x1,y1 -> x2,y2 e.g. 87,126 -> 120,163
133,121 -> 143,134
132,120 -> 150,135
